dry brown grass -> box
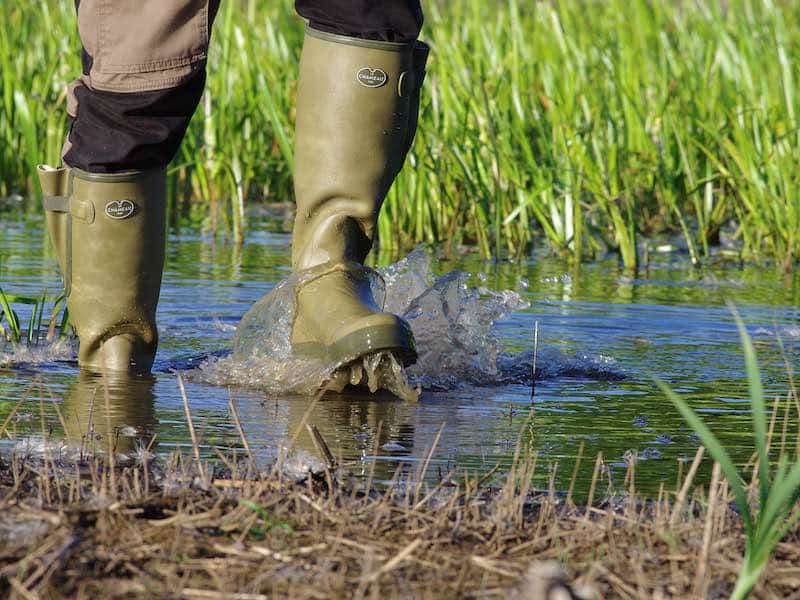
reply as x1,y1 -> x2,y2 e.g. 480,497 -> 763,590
1,427 -> 799,600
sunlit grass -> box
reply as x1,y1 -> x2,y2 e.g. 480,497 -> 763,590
1,0 -> 799,267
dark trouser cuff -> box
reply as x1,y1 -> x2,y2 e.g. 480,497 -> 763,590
295,0 -> 423,43
62,67 -> 206,173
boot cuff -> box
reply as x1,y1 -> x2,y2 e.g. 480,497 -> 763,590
305,25 -> 416,52
70,166 -> 165,183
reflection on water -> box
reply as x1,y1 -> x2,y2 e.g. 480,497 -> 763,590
1,213 -> 799,496
62,371 -> 157,458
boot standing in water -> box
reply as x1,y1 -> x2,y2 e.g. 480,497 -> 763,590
37,0 -> 223,374
37,1 -> 428,387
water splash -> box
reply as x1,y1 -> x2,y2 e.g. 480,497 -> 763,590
754,325 -> 800,339
193,247 -> 623,395
194,264 -> 419,398
381,248 -> 530,388
0,340 -> 73,368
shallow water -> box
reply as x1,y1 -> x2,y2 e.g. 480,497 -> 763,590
1,211 -> 799,496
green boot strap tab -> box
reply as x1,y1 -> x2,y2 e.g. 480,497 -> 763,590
43,194 -> 70,213
42,193 -> 95,224
71,199 -> 95,224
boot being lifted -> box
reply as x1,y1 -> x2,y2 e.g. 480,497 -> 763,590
288,28 -> 428,377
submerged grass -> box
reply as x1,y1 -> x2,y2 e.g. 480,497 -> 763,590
1,0 -> 799,266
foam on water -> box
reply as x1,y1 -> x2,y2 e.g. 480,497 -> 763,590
0,340 -> 73,368
754,325 -> 800,339
193,247 -> 623,394
8,433 -> 152,465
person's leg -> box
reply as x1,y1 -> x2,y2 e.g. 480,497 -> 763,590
64,0 -> 221,173
38,0 -> 219,374
295,0 -> 423,43
267,2 -> 429,377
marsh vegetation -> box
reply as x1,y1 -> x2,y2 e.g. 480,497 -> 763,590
1,0 -> 800,597
2,0 -> 800,266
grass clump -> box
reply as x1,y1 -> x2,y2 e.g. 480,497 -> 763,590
1,430 -> 799,598
0,287 -> 68,345
1,0 -> 800,266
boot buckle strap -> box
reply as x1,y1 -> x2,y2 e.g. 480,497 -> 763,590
42,195 -> 95,223
42,195 -> 70,213
71,199 -> 95,224
42,196 -> 95,224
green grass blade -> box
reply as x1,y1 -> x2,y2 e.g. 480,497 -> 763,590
758,460 -> 800,544
729,303 -> 770,508
0,288 -> 22,343
655,377 -> 754,536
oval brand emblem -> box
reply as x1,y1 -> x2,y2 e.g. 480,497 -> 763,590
356,67 -> 388,88
105,199 -> 136,220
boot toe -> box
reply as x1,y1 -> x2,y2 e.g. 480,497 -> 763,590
293,312 -> 417,367
329,313 -> 417,367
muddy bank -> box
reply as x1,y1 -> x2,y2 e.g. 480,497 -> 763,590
1,444 -> 798,599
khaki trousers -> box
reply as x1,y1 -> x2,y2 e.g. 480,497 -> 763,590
63,0 -> 422,173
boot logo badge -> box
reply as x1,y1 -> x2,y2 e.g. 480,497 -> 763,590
105,199 -> 136,220
356,67 -> 388,88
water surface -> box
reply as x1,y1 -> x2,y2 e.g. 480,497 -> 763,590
2,211 -> 799,497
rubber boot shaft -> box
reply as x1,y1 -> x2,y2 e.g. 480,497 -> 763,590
292,27 -> 428,270
288,29 -> 428,369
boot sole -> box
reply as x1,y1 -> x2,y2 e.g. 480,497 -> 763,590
294,322 -> 417,368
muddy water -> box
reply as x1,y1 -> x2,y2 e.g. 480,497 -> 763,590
1,212 -> 799,497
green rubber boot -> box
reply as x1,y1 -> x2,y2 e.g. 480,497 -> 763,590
290,27 -> 429,369
37,166 -> 166,374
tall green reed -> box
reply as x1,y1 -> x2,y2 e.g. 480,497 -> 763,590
658,309 -> 800,599
2,0 -> 799,268
0,287 -> 69,345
